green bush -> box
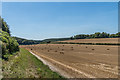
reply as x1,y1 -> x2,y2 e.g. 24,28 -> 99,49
0,18 -> 19,60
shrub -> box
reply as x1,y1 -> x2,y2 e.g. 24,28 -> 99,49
0,18 -> 19,60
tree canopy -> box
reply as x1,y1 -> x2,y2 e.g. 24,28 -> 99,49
0,17 -> 19,60
72,32 -> 120,39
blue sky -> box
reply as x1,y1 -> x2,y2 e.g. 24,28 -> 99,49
2,0 -> 120,2
2,2 -> 118,40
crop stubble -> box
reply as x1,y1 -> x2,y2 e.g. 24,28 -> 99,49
21,43 -> 118,78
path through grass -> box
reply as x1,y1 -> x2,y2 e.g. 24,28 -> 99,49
3,48 -> 64,79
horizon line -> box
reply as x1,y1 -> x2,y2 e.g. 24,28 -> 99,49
12,31 -> 119,41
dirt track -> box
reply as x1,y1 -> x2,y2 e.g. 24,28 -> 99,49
21,44 -> 118,78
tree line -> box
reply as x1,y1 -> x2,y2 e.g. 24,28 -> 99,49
71,32 -> 120,39
0,17 -> 19,60
13,37 -> 42,45
13,37 -> 71,45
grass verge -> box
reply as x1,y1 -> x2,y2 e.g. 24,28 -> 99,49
2,48 -> 64,79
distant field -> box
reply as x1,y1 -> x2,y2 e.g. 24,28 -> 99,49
21,44 -> 118,78
59,38 -> 119,44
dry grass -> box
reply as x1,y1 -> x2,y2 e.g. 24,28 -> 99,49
3,48 -> 63,78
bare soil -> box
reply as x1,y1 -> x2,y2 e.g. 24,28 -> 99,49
21,44 -> 118,78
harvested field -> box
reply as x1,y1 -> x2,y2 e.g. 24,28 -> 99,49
21,44 -> 118,78
59,38 -> 120,44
